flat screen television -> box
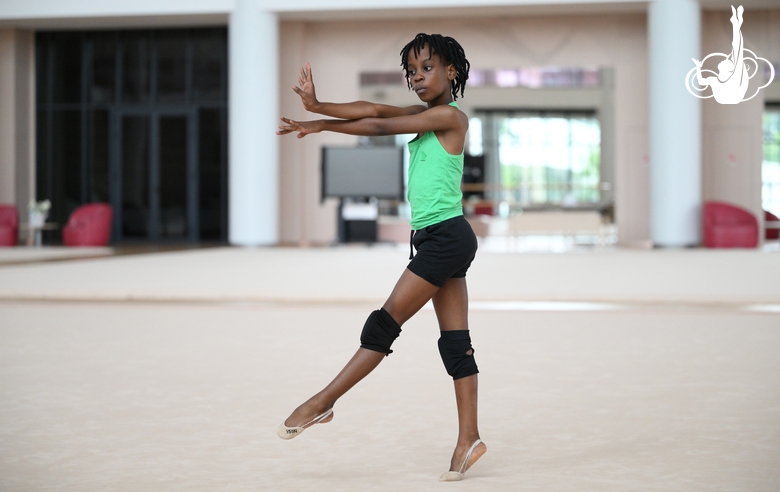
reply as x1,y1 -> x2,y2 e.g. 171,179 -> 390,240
321,146 -> 405,200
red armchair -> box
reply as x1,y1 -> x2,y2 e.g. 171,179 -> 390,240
63,203 -> 113,246
0,204 -> 19,246
766,210 -> 779,241
703,201 -> 758,248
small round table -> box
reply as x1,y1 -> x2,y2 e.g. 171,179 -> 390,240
21,222 -> 59,247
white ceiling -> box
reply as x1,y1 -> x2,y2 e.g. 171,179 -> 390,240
0,0 -> 777,29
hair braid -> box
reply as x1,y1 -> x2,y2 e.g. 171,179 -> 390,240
400,33 -> 470,100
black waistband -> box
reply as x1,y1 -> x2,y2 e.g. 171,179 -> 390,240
409,216 -> 464,260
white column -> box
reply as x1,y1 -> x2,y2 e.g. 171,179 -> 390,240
648,0 -> 701,247
0,30 -> 34,216
229,1 -> 278,246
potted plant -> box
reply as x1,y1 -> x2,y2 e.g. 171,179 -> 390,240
28,199 -> 51,228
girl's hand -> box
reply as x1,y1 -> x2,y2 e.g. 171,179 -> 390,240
292,63 -> 319,112
276,117 -> 320,138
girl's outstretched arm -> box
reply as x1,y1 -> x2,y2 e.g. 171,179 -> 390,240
291,63 -> 426,119
277,104 -> 465,140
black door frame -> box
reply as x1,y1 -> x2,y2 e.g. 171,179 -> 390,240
111,107 -> 199,242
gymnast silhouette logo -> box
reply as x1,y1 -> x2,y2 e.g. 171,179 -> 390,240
685,5 -> 774,104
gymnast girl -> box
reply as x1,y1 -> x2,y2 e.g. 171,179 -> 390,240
276,33 -> 486,481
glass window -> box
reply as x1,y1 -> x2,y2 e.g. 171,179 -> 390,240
52,33 -> 82,104
123,33 -> 152,103
122,116 -> 150,238
91,33 -> 117,103
468,117 -> 483,156
159,116 -> 188,238
192,30 -> 224,102
199,109 -> 224,239
482,111 -> 600,206
89,110 -> 110,202
35,35 -> 49,105
157,32 -> 187,103
51,110 -> 82,224
37,28 -> 228,244
36,110 -> 50,202
763,106 -> 780,216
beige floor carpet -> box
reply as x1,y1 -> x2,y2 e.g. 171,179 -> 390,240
1,300 -> 778,491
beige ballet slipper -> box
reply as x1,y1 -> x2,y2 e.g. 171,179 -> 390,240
277,408 -> 333,440
439,439 -> 485,481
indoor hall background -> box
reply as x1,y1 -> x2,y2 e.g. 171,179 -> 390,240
34,28 -> 228,244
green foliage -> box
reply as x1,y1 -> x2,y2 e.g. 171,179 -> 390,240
497,115 -> 601,204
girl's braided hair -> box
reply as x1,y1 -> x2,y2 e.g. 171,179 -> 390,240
400,33 -> 470,100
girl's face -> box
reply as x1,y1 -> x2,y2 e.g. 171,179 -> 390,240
406,44 -> 456,107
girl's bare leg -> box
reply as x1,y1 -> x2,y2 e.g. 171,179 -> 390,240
283,268 -> 439,428
432,277 -> 487,471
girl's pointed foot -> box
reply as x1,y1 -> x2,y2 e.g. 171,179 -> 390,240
277,398 -> 335,440
440,439 -> 487,481
277,408 -> 333,440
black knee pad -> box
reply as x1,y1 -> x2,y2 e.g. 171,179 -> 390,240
438,330 -> 479,380
360,308 -> 402,356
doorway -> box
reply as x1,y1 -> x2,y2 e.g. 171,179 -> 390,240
35,28 -> 228,244
117,110 -> 198,242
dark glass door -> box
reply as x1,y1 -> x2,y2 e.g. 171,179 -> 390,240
120,114 -> 150,238
116,110 -> 198,241
37,28 -> 227,245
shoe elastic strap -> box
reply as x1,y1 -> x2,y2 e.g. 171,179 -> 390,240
303,409 -> 333,428
459,439 -> 482,474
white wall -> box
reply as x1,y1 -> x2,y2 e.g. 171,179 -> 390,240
0,30 -> 15,204
701,9 -> 780,242
0,29 -> 34,220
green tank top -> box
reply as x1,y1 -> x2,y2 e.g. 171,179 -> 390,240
407,102 -> 464,230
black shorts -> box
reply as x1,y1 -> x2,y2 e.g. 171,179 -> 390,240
407,215 -> 478,288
